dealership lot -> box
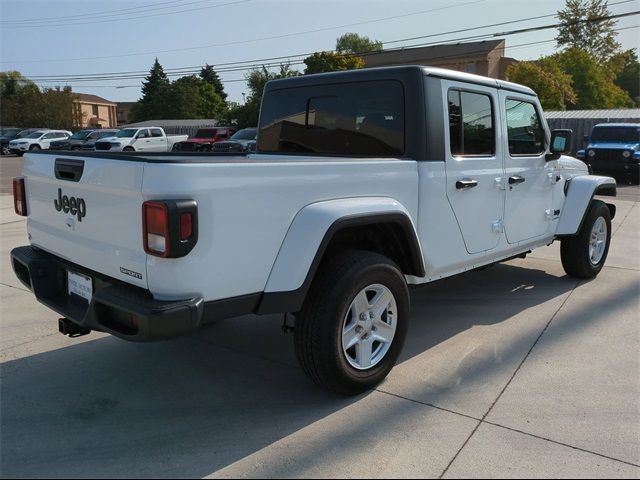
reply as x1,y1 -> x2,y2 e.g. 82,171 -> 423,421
0,155 -> 638,478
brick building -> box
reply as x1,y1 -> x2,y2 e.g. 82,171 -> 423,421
362,39 -> 517,80
72,93 -> 117,129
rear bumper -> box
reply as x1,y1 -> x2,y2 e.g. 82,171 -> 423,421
10,245 -> 204,341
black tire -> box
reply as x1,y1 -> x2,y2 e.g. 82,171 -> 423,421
1,144 -> 10,156
123,146 -> 135,152
560,200 -> 611,279
295,250 -> 410,395
72,146 -> 81,151
29,144 -> 40,151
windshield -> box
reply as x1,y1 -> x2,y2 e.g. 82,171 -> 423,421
70,130 -> 92,140
231,128 -> 257,140
0,128 -> 20,138
98,131 -> 118,139
194,129 -> 218,138
116,129 -> 137,138
591,126 -> 640,143
25,131 -> 46,139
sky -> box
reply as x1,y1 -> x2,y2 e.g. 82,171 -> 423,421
1,0 -> 639,105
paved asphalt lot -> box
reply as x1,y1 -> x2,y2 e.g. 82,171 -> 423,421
0,154 -> 638,478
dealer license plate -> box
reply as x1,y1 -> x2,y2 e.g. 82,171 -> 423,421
67,270 -> 93,302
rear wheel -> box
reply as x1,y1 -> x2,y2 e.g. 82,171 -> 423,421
561,200 -> 611,279
294,250 -> 409,395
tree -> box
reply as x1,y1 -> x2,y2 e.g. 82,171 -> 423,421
303,51 -> 364,74
200,64 -> 227,102
549,48 -> 633,109
130,58 -> 170,121
506,61 -> 577,110
609,49 -> 640,105
555,0 -> 621,62
164,75 -> 226,119
1,71 -> 75,129
335,33 -> 382,55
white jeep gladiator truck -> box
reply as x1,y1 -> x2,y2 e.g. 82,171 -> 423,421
11,66 -> 616,395
94,127 -> 188,152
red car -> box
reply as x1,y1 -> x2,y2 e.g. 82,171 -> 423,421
173,127 -> 236,151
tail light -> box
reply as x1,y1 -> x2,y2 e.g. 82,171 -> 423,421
142,200 -> 198,258
13,177 -> 27,216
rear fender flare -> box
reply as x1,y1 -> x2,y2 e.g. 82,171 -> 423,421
258,197 -> 424,314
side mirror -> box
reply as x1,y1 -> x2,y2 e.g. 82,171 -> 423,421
546,129 -> 572,161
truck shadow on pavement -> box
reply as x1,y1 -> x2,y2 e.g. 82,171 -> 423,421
1,261 -> 636,478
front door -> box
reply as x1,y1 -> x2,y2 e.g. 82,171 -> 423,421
134,129 -> 151,152
499,94 -> 555,244
443,81 -> 505,254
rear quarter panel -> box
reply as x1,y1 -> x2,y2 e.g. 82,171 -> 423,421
142,156 -> 418,301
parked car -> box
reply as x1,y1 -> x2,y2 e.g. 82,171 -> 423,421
50,129 -> 119,151
1,128 -> 23,155
577,123 -> 640,184
172,127 -> 236,151
11,66 -> 617,396
94,127 -> 188,152
212,128 -> 257,152
8,130 -> 71,155
81,130 -> 120,151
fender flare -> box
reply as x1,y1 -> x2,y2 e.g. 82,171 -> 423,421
257,197 -> 424,314
555,175 -> 617,236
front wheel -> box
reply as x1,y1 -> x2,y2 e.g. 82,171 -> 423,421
560,200 -> 611,279
123,146 -> 135,152
295,250 -> 410,395
29,144 -> 40,151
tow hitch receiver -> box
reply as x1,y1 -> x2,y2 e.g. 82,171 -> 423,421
58,318 -> 91,338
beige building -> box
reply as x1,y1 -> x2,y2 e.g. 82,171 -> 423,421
363,39 -> 517,80
73,93 -> 117,129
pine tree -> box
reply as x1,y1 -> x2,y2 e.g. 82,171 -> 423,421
131,58 -> 170,121
199,64 -> 227,102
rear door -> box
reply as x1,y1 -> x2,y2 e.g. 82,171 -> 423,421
443,81 -> 505,254
40,132 -> 58,149
23,152 -> 148,288
499,93 -> 555,243
149,128 -> 167,151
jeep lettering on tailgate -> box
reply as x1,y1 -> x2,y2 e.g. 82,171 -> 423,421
54,188 -> 86,222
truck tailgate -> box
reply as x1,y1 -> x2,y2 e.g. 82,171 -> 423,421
22,153 -> 147,289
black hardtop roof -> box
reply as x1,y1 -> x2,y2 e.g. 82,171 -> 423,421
265,65 -> 535,96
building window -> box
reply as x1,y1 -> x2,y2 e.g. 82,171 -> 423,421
92,104 -> 99,115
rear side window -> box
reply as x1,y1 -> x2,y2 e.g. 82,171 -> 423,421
259,80 -> 404,156
150,128 -> 163,137
448,89 -> 495,156
505,99 -> 545,155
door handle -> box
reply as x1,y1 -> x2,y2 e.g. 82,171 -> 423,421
456,179 -> 478,190
508,175 -> 526,185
